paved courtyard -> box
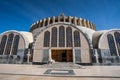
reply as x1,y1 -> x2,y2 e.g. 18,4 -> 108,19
0,63 -> 120,80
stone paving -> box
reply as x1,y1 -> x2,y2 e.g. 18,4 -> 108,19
0,75 -> 119,80
0,63 -> 120,80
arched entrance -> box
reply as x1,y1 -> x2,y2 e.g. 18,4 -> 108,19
51,49 -> 73,62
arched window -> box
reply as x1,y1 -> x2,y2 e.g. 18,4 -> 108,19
81,19 -> 85,26
74,30 -> 81,47
71,19 -> 74,24
114,32 -> 120,55
44,31 -> 50,47
45,20 -> 48,26
66,27 -> 72,47
0,35 -> 7,55
55,17 -> 58,22
5,33 -> 14,55
77,19 -> 80,26
107,34 -> 117,56
59,26 -> 65,47
51,27 -> 57,47
11,35 -> 20,55
50,19 -> 53,24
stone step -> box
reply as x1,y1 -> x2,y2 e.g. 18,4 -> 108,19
38,62 -> 82,69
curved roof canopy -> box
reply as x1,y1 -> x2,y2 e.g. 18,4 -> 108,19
30,14 -> 96,32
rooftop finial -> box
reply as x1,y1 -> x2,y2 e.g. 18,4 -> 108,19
60,13 -> 65,17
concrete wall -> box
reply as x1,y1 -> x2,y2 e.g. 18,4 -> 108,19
0,30 -> 33,64
98,30 -> 120,63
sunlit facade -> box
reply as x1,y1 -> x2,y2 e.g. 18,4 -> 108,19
0,14 -> 120,65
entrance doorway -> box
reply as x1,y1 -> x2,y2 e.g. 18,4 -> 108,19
51,50 -> 73,62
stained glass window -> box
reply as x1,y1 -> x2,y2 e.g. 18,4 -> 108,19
107,34 -> 117,56
59,26 -> 65,47
5,33 -> 14,55
44,31 -> 50,47
66,27 -> 72,47
0,35 -> 7,55
114,32 -> 120,55
51,27 -> 57,47
11,35 -> 20,55
74,30 -> 80,47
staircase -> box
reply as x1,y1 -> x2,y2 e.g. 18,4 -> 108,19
38,62 -> 82,69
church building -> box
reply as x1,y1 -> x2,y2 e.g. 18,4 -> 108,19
0,14 -> 120,65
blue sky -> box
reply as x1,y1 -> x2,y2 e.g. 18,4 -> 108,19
0,0 -> 120,33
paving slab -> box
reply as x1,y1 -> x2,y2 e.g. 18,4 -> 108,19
0,64 -> 120,80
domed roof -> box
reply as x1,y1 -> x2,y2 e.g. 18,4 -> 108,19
76,26 -> 96,41
30,14 -> 96,32
0,30 -> 33,48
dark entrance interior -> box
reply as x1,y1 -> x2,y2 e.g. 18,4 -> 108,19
51,50 -> 73,62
